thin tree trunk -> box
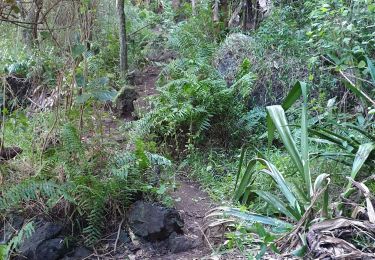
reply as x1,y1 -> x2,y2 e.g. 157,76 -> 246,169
117,0 -> 128,79
32,0 -> 43,44
213,0 -> 219,22
172,0 -> 180,11
20,0 -> 43,47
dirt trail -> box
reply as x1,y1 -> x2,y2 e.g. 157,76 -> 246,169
128,63 -> 218,259
164,179 -> 216,259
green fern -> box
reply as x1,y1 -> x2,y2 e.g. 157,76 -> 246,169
0,180 -> 73,212
146,152 -> 172,167
61,123 -> 83,155
0,222 -> 34,260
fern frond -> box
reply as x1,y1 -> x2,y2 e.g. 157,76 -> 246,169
61,123 -> 83,155
146,152 -> 172,167
0,180 -> 72,212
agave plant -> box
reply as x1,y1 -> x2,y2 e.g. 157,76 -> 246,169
208,82 -> 330,234
207,81 -> 375,255
309,72 -> 375,197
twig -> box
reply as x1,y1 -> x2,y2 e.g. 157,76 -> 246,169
114,219 -> 124,253
27,97 -> 43,109
128,22 -> 154,38
341,71 -> 375,86
196,221 -> 214,252
1,77 -> 6,151
339,70 -> 375,106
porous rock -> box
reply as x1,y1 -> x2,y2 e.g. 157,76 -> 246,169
213,33 -> 253,86
128,201 -> 184,241
35,238 -> 70,260
114,86 -> 138,117
61,247 -> 92,260
16,220 -> 65,260
5,76 -> 32,106
167,232 -> 197,253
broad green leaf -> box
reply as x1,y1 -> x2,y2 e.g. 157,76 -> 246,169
366,56 -> 375,83
266,106 -> 304,180
208,207 -> 293,230
255,191 -> 300,220
309,128 -> 357,151
292,245 -> 307,257
281,81 -> 305,110
241,188 -> 253,205
313,173 -> 330,192
88,77 -> 109,88
358,60 -> 366,69
92,89 -> 117,102
344,123 -> 375,142
300,82 -> 312,197
72,44 -> 85,59
233,159 -> 256,202
75,73 -> 85,88
235,147 -> 247,190
347,142 -> 375,188
267,81 -> 306,146
0,244 -> 9,260
257,159 -> 300,211
75,93 -> 92,104
343,81 -> 375,106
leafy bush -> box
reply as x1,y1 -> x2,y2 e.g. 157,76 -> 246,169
146,59 -> 246,151
0,122 -> 171,247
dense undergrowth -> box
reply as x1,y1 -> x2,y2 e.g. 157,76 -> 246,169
0,0 -> 374,259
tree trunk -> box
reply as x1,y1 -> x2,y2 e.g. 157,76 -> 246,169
21,0 -> 43,47
213,0 -> 219,22
117,0 -> 128,79
191,0 -> 196,16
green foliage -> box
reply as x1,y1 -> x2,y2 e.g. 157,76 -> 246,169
1,0 -> 375,257
306,0 -> 375,72
219,83 -> 330,252
92,3 -> 160,74
142,13 -> 251,149
231,58 -> 257,100
0,180 -> 72,212
167,4 -> 217,62
0,122 -> 171,247
149,61 -> 245,149
75,77 -> 117,104
0,222 -> 34,260
0,38 -> 63,85
309,95 -> 375,178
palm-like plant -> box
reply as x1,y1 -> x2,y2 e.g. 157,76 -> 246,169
209,82 -> 330,234
207,81 -> 374,255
